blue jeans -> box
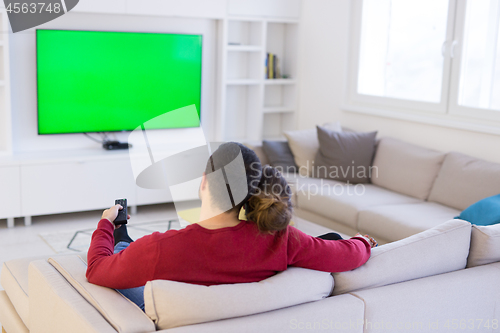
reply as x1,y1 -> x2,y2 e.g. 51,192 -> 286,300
114,241 -> 145,311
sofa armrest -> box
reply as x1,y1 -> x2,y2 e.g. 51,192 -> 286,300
48,255 -> 155,333
0,290 -> 29,333
28,260 -> 117,333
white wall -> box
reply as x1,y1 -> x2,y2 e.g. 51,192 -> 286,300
298,0 -> 500,163
9,11 -> 217,153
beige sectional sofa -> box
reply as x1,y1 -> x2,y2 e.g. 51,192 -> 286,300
2,136 -> 500,332
251,137 -> 500,244
1,218 -> 500,332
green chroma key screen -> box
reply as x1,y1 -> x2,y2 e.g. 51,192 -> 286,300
36,29 -> 202,134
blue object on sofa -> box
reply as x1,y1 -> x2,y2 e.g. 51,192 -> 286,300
456,194 -> 500,226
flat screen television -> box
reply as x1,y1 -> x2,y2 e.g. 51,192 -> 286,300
36,29 -> 202,135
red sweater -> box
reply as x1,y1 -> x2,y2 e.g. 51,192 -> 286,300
86,219 -> 371,289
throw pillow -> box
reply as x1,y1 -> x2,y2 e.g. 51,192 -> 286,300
284,121 -> 342,176
144,267 -> 333,330
262,140 -> 297,173
467,223 -> 500,267
314,126 -> 377,184
456,194 -> 500,226
332,219 -> 471,295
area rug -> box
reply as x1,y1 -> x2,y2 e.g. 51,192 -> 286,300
39,219 -> 182,254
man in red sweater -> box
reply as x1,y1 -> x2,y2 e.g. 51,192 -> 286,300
86,206 -> 372,310
88,207 -> 372,288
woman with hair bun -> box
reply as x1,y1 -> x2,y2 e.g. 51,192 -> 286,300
86,142 -> 376,311
245,165 -> 294,233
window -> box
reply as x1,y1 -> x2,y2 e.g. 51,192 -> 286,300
358,0 -> 449,103
451,0 -> 500,121
347,0 -> 500,128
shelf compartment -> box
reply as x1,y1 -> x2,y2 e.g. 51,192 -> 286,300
224,85 -> 261,141
226,51 -> 263,80
228,20 -> 263,48
266,22 -> 298,80
264,84 -> 296,110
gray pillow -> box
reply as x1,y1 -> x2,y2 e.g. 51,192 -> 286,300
314,126 -> 377,184
262,140 -> 298,173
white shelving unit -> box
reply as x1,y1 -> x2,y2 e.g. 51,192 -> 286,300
0,8 -> 12,156
218,17 -> 299,142
0,0 -> 301,226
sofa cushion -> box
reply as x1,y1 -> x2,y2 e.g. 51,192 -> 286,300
262,140 -> 297,172
284,122 -> 342,176
295,177 -> 421,229
350,262 -> 500,333
332,219 -> 471,295
467,223 -> 500,267
144,267 -> 334,330
48,255 -> 155,333
428,152 -> 500,210
371,138 -> 445,200
357,202 -> 461,242
314,126 -> 377,184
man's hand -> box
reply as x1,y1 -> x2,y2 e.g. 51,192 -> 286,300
101,205 -> 130,229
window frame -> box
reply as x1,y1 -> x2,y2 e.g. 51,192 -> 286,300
448,0 -> 500,123
344,0 -> 500,132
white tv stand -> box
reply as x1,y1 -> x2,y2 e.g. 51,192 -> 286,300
0,147 -> 174,228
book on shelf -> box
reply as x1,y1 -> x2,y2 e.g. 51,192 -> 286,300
265,53 -> 281,79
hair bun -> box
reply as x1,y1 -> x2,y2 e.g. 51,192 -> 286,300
251,193 -> 280,209
246,191 -> 291,233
